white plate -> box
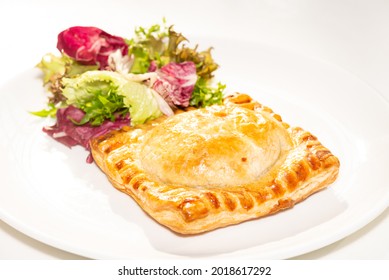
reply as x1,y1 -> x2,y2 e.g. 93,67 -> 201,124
0,39 -> 388,259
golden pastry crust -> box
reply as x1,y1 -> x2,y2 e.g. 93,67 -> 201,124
90,93 -> 340,234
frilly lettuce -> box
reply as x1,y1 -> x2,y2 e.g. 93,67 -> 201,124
37,53 -> 99,84
61,71 -> 163,126
36,53 -> 98,108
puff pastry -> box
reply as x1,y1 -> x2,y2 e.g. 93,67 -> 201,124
90,93 -> 340,234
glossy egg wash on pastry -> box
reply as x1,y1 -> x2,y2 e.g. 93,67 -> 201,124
91,93 -> 340,234
140,104 -> 290,188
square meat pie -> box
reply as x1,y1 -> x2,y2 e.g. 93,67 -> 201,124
90,93 -> 340,234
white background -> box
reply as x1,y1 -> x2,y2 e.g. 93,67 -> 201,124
0,0 -> 388,259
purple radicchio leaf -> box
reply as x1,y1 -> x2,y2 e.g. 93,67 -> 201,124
43,106 -> 130,163
57,26 -> 129,70
152,61 -> 197,107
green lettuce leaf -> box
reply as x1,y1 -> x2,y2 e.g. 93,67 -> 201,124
189,78 -> 225,107
37,53 -> 98,84
61,71 -> 162,126
30,103 -> 57,118
37,53 -> 99,107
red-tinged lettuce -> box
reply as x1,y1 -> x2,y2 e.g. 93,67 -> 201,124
57,26 -> 129,70
152,61 -> 197,107
43,105 -> 130,163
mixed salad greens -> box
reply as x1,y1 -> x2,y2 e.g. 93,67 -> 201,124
33,20 -> 226,162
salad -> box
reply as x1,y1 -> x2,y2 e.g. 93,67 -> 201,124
33,20 -> 226,162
